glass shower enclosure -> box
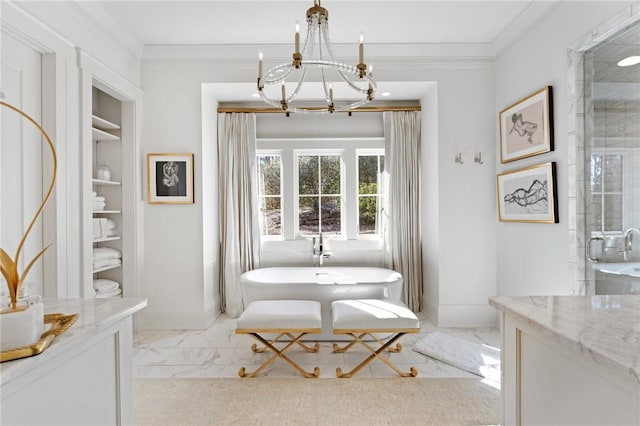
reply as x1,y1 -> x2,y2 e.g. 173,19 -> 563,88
584,22 -> 640,295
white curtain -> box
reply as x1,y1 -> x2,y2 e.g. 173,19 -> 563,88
382,111 -> 423,312
217,113 -> 261,317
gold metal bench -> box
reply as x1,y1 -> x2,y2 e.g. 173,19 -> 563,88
235,300 -> 321,378
331,299 -> 420,378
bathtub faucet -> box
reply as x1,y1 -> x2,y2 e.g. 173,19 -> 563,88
312,232 -> 331,266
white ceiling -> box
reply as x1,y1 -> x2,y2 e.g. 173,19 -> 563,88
94,0 -> 557,46
85,0 -> 561,102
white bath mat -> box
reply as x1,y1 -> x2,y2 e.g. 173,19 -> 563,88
413,332 -> 501,383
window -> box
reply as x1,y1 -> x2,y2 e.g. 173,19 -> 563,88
590,153 -> 623,233
257,137 -> 384,239
298,154 -> 342,236
358,154 -> 385,235
257,154 -> 282,236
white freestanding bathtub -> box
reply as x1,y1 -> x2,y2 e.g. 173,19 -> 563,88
240,267 -> 403,340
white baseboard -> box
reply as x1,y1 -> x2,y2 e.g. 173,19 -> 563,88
422,299 -> 438,324
436,304 -> 498,327
137,299 -> 220,330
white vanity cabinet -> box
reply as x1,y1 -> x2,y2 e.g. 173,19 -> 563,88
0,298 -> 147,426
490,295 -> 640,426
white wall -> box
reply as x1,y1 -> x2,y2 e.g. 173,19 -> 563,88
136,64 -> 220,329
494,1 -> 635,297
422,68 -> 497,326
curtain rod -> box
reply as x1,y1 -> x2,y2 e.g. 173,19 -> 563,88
216,105 -> 421,114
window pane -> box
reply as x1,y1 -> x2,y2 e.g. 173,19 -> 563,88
604,154 -> 623,192
298,155 -> 318,195
320,196 -> 341,234
320,156 -> 340,194
592,194 -> 602,231
590,154 -> 602,192
359,195 -> 378,234
299,196 -> 319,235
358,156 -> 378,194
603,194 -> 622,232
258,155 -> 281,196
260,197 -> 282,236
379,156 -> 384,173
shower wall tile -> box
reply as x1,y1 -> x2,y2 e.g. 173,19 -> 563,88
568,164 -> 576,197
592,3 -> 638,41
568,230 -> 577,264
568,196 -> 577,230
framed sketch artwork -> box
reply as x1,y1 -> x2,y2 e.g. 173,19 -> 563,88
499,86 -> 553,163
496,162 -> 558,223
147,153 -> 194,204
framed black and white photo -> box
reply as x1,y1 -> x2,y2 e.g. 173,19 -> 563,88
147,153 -> 194,204
496,162 -> 558,223
499,86 -> 553,163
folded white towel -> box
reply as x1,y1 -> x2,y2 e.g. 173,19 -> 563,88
93,257 -> 122,269
93,278 -> 120,292
92,191 -> 97,197
94,288 -> 122,298
93,247 -> 122,260
105,218 -> 117,230
94,195 -> 105,202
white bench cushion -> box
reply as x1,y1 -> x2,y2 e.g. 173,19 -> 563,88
331,299 -> 419,330
236,300 -> 322,330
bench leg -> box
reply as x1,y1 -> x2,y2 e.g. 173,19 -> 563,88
332,333 -> 401,353
251,332 -> 320,354
239,332 -> 320,378
334,332 -> 418,378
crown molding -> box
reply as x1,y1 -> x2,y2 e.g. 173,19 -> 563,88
489,1 -> 563,57
9,1 -> 143,64
142,42 -> 495,66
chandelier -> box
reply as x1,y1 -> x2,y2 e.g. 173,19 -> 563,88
257,0 -> 376,114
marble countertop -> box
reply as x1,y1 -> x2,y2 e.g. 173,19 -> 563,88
489,295 -> 640,383
0,297 -> 147,386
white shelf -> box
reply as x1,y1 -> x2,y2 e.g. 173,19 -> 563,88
92,263 -> 122,274
92,236 -> 121,243
92,178 -> 121,186
92,127 -> 120,142
92,114 -> 120,131
92,210 -> 121,214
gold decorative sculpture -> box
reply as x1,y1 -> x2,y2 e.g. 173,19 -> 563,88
0,101 -> 57,311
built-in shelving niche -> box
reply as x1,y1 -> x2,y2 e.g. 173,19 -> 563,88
91,87 -> 124,298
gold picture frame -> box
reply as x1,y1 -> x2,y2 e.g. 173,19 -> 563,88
497,162 -> 558,223
499,86 -> 553,163
147,153 -> 194,204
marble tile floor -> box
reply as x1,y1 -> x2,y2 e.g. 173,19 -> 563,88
133,312 -> 500,380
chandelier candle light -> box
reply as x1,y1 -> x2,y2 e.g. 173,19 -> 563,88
257,0 -> 376,114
